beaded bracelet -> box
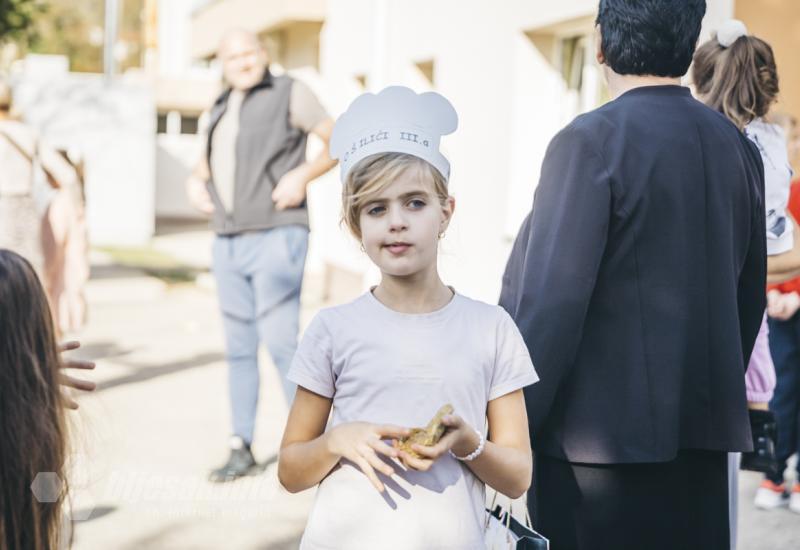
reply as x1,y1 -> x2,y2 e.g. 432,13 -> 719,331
449,428 -> 485,461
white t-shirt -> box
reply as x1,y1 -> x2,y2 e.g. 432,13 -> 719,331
746,118 -> 794,255
287,291 -> 538,550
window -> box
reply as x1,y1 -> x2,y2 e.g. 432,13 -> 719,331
414,60 -> 435,86
556,33 -> 608,115
560,36 -> 586,91
157,113 -> 169,134
180,116 -> 199,135
157,111 -> 201,135
505,17 -> 608,238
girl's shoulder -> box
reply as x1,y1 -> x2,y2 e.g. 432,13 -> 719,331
453,293 -> 516,326
306,292 -> 376,328
746,118 -> 786,143
309,292 -> 517,334
452,296 -> 529,352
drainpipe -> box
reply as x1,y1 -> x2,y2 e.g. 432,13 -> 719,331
104,0 -> 120,85
369,0 -> 389,91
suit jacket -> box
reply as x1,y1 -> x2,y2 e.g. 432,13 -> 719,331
499,85 -> 766,464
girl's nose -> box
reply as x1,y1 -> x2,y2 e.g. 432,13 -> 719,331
388,206 -> 408,232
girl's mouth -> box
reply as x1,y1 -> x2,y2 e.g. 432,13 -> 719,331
384,243 -> 412,255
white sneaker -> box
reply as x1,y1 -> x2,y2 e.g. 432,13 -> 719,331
754,480 -> 788,510
790,485 -> 800,514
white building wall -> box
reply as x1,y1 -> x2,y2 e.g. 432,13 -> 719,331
158,0 -> 205,76
313,0 -> 599,302
193,0 -> 740,301
14,66 -> 156,246
704,0 -> 737,40
155,133 -> 205,219
154,0 -> 221,221
191,0 -> 327,59
309,0 -> 740,302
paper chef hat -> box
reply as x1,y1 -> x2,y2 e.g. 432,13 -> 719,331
330,86 -> 458,182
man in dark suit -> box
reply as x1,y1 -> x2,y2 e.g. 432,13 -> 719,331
499,1 -> 766,548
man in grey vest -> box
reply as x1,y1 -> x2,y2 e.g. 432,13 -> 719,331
186,29 -> 336,482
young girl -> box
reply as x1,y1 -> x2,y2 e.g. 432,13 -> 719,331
762,115 -> 800,514
764,158 -> 800,515
0,249 -> 95,550
692,20 -> 794,538
278,86 -> 538,549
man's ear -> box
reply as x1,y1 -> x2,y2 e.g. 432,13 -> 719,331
257,43 -> 270,67
594,25 -> 605,65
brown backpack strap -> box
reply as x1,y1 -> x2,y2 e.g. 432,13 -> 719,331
0,128 -> 60,190
0,127 -> 34,163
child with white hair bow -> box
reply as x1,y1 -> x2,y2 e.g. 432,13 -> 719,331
693,19 -> 800,548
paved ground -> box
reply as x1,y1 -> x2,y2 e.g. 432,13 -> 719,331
67,228 -> 316,549
63,227 -> 800,549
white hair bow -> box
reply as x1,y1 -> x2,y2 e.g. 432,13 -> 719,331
717,19 -> 748,48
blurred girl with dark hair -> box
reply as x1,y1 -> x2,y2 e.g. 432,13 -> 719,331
0,249 -> 95,549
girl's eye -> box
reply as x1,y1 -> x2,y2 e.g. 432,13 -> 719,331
366,205 -> 386,216
407,199 -> 426,209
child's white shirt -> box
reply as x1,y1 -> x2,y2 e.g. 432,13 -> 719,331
287,291 -> 538,550
746,118 -> 794,255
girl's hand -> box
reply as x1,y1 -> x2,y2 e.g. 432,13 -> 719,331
767,291 -> 800,321
327,422 -> 410,493
399,415 -> 479,472
58,341 -> 96,410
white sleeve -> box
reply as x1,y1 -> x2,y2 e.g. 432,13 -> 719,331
488,309 -> 539,401
752,122 -> 794,256
287,313 -> 336,398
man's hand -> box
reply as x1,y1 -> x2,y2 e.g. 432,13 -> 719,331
186,176 -> 215,214
59,341 -> 96,410
272,166 -> 310,211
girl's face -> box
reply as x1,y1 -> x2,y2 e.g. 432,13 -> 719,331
359,167 -> 454,279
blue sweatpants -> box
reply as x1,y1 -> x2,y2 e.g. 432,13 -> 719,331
212,225 -> 308,444
767,313 -> 800,484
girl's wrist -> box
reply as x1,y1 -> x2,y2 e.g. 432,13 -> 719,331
451,426 -> 481,457
323,426 -> 341,457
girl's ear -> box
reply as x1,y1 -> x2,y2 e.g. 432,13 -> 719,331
440,195 -> 455,232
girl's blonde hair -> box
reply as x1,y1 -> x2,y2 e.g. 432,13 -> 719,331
342,153 -> 449,239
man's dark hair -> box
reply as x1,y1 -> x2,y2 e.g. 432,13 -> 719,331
596,0 -> 706,77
